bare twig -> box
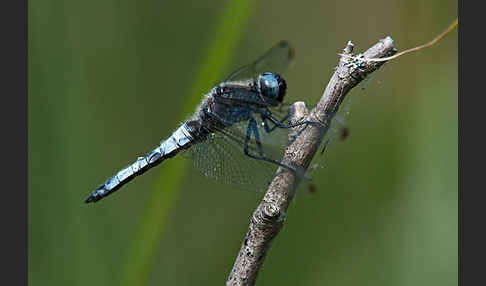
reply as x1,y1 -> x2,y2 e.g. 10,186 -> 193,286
341,18 -> 457,63
226,37 -> 397,286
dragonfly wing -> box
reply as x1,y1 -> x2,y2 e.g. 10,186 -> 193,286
226,41 -> 295,81
183,121 -> 286,192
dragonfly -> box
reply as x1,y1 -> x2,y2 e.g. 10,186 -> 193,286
85,41 -> 311,203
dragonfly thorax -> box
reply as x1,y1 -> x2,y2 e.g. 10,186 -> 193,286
257,72 -> 286,105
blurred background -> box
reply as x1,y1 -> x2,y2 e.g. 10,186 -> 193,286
29,0 -> 457,285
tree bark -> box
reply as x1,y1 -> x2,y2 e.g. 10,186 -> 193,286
227,37 -> 397,286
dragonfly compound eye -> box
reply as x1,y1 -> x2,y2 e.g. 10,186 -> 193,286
258,72 -> 286,103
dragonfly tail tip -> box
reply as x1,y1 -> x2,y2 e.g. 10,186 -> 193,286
84,193 -> 97,204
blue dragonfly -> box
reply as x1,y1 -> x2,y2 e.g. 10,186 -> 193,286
85,41 -> 310,203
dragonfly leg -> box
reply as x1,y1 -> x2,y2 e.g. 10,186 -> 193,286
260,115 -> 278,133
260,110 -> 309,129
260,113 -> 291,133
244,117 -> 298,174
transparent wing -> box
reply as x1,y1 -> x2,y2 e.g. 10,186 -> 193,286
183,120 -> 288,192
305,109 -> 351,187
225,41 -> 295,81
326,112 -> 350,144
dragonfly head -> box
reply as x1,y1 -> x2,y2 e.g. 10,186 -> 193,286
257,72 -> 286,105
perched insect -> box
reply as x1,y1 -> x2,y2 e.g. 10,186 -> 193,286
85,41 -> 310,203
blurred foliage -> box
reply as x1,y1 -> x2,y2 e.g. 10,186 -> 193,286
29,0 -> 457,285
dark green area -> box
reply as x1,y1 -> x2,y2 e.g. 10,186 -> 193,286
29,0 -> 457,285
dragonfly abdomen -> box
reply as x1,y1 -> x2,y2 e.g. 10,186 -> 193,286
85,121 -> 202,203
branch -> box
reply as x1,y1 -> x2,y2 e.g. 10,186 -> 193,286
226,37 -> 397,286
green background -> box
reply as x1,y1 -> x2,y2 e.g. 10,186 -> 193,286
29,0 -> 457,285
